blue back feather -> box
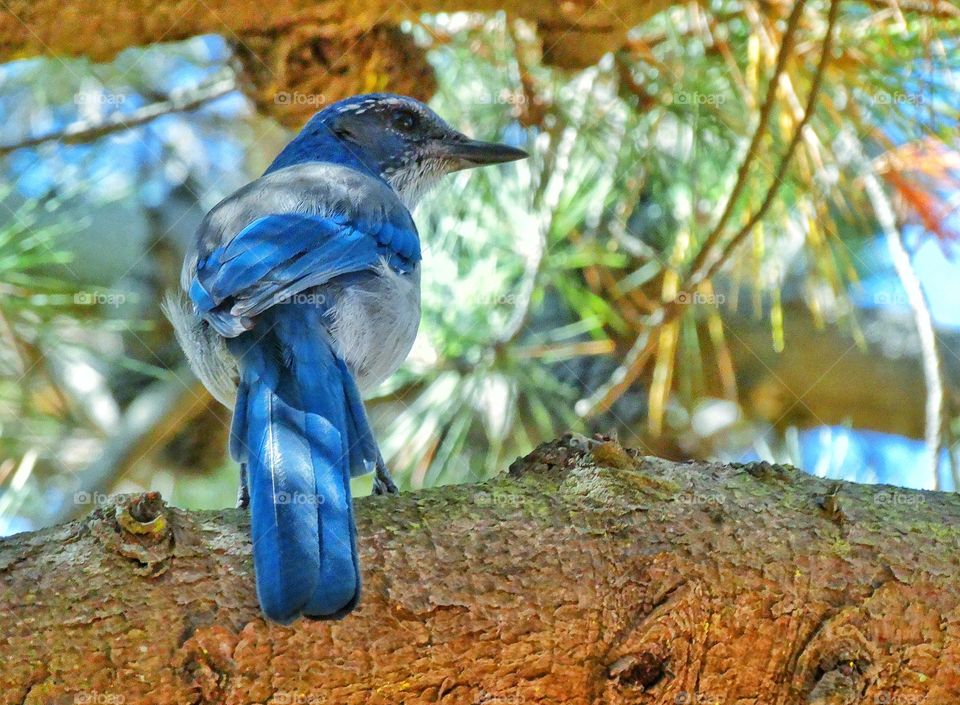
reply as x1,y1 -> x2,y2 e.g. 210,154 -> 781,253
187,184 -> 421,622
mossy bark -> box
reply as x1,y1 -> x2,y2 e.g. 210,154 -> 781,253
2,437 -> 959,704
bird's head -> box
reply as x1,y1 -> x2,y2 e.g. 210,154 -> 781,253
266,93 -> 527,209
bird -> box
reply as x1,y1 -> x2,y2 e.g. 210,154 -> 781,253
165,93 -> 527,623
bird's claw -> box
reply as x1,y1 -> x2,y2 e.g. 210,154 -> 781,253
373,455 -> 399,496
237,463 -> 250,509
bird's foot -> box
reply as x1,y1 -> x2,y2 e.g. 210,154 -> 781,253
237,463 -> 250,509
373,455 -> 399,496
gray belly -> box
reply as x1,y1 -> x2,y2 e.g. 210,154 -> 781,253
167,264 -> 420,407
326,263 -> 421,392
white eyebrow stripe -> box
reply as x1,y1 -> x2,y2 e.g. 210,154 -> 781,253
333,97 -> 429,117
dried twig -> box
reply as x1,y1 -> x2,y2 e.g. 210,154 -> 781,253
0,74 -> 238,156
579,0 -> 841,416
685,0 -> 809,288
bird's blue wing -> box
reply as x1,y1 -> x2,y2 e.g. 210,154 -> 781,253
188,211 -> 420,337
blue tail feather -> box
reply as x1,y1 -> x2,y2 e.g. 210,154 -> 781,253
303,410 -> 360,617
227,302 -> 372,622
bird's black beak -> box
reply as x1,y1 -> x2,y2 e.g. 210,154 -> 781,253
433,134 -> 528,170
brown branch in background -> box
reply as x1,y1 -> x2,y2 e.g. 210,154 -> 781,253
41,372 -> 215,528
694,0 -> 841,285
0,73 -> 238,156
614,52 -> 658,111
578,0 -> 840,417
863,0 -> 959,17
684,0 -> 808,289
575,315 -> 662,415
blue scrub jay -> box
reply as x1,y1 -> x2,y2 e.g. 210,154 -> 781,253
166,94 -> 526,623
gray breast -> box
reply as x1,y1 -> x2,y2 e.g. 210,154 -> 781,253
325,262 -> 421,392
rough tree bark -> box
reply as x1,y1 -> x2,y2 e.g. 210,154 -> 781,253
0,0 -> 670,126
2,436 -> 959,704
0,0 -> 666,66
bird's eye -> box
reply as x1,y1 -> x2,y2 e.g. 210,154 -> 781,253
392,110 -> 418,132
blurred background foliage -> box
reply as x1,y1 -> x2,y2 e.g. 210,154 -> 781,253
1,1 -> 959,534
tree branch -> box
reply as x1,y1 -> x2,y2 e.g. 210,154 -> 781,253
0,74 -> 238,156
693,0 -> 841,288
2,437 -> 959,703
684,0 -> 808,288
578,0 -> 840,416
0,0 -> 671,78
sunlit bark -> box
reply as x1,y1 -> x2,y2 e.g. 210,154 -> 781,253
2,438 -> 958,704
